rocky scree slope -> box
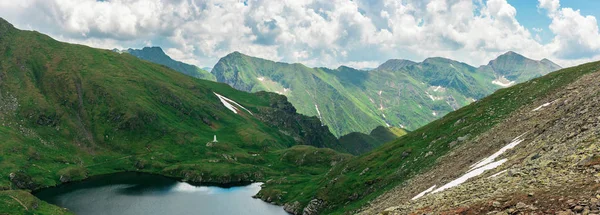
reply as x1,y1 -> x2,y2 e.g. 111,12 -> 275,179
265,61 -> 598,214
211,51 -> 559,138
362,62 -> 600,215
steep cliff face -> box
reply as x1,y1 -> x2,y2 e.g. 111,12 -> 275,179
253,92 -> 345,152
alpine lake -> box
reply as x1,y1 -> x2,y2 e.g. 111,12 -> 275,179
34,172 -> 288,215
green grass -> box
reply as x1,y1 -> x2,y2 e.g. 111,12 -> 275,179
264,60 -> 600,214
211,51 -> 560,139
0,17 -> 589,215
0,18 -> 351,213
0,190 -> 72,214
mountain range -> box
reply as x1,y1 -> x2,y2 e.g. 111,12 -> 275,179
123,47 -> 560,137
116,47 -> 408,154
211,51 -> 560,137
1,17 -> 598,215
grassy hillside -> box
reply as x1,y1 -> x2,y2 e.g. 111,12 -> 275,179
338,126 -> 408,155
258,59 -> 600,214
211,51 -> 560,137
124,47 -> 216,81
0,18 -> 352,214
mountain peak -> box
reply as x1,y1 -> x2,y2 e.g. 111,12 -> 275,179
423,57 -> 453,64
0,18 -> 15,34
138,46 -> 167,55
488,51 -> 530,66
502,50 -> 519,56
229,51 -> 244,56
375,59 -> 416,71
486,51 -> 562,82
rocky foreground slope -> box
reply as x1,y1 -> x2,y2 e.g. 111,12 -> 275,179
360,65 -> 600,214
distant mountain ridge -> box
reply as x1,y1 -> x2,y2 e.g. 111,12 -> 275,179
211,51 -> 561,137
120,48 -> 406,154
120,47 -> 216,81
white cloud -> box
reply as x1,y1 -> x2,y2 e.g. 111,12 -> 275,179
538,0 -> 560,14
538,0 -> 600,59
0,0 -> 598,68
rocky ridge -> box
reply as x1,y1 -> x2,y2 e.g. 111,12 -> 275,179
359,69 -> 600,214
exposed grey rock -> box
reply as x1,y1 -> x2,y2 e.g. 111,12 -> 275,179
516,202 -> 527,210
283,201 -> 302,214
303,199 -> 324,215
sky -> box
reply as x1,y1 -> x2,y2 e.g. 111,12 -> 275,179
1,0 -> 600,69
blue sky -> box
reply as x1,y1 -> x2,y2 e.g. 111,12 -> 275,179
509,0 -> 600,44
1,0 -> 599,68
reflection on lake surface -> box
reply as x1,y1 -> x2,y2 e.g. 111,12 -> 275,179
35,172 -> 287,215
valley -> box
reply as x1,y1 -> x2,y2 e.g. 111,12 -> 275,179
0,15 -> 599,215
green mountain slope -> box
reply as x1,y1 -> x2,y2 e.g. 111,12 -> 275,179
338,126 -> 408,155
0,18 -> 352,214
482,51 -> 563,83
211,51 -> 560,137
123,47 -> 216,81
258,60 -> 600,214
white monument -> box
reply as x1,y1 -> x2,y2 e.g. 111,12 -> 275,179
207,135 -> 218,147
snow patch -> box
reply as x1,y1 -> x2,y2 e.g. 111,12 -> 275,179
469,133 -> 526,171
275,88 -> 291,95
492,76 -> 515,87
431,159 -> 507,194
385,122 -> 390,127
411,185 -> 437,200
257,77 -> 265,81
432,111 -> 437,116
425,91 -> 444,101
532,100 -> 557,112
214,92 -> 253,115
315,104 -> 324,126
432,86 -> 444,92
414,133 -> 527,199
489,170 -> 507,178
378,90 -> 383,95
